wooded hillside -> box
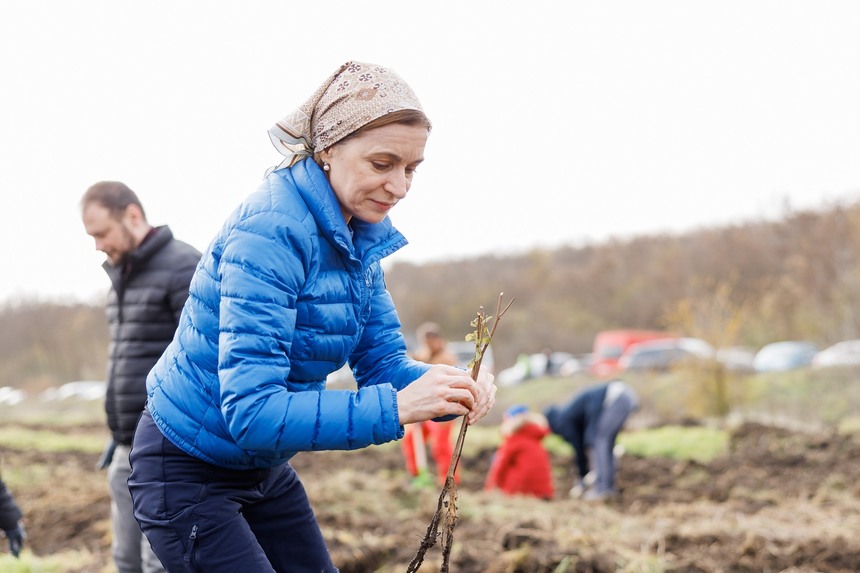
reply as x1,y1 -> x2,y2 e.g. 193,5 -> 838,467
0,301 -> 107,390
2,199 -> 859,388
386,200 -> 860,369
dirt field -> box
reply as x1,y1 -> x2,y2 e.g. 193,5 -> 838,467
3,421 -> 860,572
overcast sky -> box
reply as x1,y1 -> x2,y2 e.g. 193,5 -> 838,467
2,1 -> 859,303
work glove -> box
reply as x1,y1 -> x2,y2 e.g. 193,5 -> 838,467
96,438 -> 117,470
4,522 -> 25,558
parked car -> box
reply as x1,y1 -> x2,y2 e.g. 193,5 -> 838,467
617,337 -> 715,373
558,353 -> 592,376
753,341 -> 818,373
40,380 -> 107,401
676,337 -> 716,359
618,338 -> 697,372
589,329 -> 677,376
0,386 -> 26,406
812,339 -> 860,368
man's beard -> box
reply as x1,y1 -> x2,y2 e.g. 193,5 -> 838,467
108,225 -> 137,266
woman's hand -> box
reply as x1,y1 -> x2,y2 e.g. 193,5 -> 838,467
467,364 -> 496,425
396,364 -> 496,426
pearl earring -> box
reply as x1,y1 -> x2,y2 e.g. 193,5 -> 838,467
323,162 -> 330,172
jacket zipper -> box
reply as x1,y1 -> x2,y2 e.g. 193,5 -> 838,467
183,523 -> 199,564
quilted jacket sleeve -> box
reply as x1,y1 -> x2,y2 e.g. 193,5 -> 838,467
216,209 -> 403,454
349,263 -> 430,390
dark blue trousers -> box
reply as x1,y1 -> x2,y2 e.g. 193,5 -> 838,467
128,409 -> 337,572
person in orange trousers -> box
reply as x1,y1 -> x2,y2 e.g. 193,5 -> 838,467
402,322 -> 460,486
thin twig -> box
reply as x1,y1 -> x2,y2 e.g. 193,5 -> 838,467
407,293 -> 514,573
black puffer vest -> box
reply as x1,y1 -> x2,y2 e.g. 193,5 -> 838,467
102,226 -> 200,445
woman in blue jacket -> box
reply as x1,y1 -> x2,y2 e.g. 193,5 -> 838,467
128,61 -> 496,572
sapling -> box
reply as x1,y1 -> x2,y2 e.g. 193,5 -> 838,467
407,293 -> 514,573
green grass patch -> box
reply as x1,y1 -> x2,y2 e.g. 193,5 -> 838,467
618,425 -> 728,463
465,401 -> 729,464
0,426 -> 106,454
473,424 -> 728,463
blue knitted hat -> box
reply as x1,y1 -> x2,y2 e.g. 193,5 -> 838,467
504,404 -> 529,419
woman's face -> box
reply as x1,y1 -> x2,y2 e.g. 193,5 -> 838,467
319,123 -> 429,224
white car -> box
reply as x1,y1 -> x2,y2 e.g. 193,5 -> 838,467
40,380 -> 107,401
0,386 -> 26,405
812,340 -> 860,368
753,341 -> 818,372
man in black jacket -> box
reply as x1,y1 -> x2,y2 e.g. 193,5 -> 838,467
81,181 -> 201,573
0,476 -> 25,558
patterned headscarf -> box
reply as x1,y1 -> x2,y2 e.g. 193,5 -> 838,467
267,61 -> 424,172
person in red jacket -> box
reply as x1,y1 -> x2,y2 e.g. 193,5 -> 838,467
484,404 -> 555,499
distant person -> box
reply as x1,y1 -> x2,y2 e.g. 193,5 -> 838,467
0,476 -> 25,558
81,181 -> 201,573
544,381 -> 638,501
125,61 -> 496,572
402,322 -> 460,486
484,404 -> 554,499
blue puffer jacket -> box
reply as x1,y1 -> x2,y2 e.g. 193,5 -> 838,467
146,158 -> 430,470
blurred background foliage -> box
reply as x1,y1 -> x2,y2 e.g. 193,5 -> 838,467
389,200 -> 860,369
2,199 -> 860,389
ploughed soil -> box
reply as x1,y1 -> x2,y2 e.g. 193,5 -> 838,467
3,421 -> 860,572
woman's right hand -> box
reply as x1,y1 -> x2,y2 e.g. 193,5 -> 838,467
396,364 -> 496,426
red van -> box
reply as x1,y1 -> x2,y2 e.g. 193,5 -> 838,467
589,329 -> 676,377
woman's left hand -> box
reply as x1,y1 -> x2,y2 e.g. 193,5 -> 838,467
466,364 -> 496,425
396,364 -> 496,425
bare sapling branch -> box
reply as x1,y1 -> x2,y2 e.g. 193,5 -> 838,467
407,293 -> 514,573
